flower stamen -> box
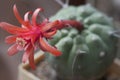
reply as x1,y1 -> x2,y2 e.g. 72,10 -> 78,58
16,37 -> 27,47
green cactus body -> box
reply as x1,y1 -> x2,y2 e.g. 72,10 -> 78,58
46,4 -> 117,80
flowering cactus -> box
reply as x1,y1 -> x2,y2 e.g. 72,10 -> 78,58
46,4 -> 118,80
0,3 -> 118,80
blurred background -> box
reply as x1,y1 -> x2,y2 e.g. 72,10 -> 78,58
0,0 -> 120,80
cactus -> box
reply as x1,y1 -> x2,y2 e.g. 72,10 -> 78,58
45,4 -> 117,80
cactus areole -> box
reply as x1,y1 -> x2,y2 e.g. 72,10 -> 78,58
46,4 -> 118,80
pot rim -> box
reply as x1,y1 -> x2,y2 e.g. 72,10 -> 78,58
18,51 -> 45,80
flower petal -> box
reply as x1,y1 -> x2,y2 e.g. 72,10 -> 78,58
17,45 -> 24,51
31,34 -> 38,47
29,51 -> 36,70
5,35 -> 17,44
41,20 -> 59,32
39,43 -> 47,52
24,11 -> 32,22
0,22 -> 28,34
22,43 -> 33,63
39,37 -> 62,56
22,11 -> 33,29
40,18 -> 49,26
43,29 -> 57,38
13,5 -> 28,26
32,8 -> 43,26
8,44 -> 18,56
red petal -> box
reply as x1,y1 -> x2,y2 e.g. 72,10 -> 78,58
40,18 -> 49,26
8,44 -> 18,56
32,8 -> 43,26
0,22 -> 28,34
43,29 -> 57,38
24,11 -> 32,22
22,11 -> 33,29
22,43 -> 33,63
39,37 -> 61,56
13,5 -> 28,26
5,35 -> 17,44
29,51 -> 36,69
31,34 -> 38,47
41,20 -> 59,32
39,43 -> 47,52
17,45 -> 24,51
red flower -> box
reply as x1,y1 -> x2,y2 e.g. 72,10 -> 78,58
0,5 -> 61,69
